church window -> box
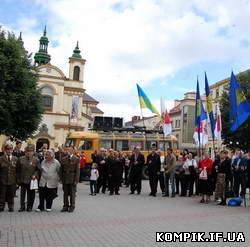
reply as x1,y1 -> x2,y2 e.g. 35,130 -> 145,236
73,66 -> 80,81
40,86 -> 54,110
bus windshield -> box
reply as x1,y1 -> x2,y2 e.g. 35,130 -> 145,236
65,138 -> 76,147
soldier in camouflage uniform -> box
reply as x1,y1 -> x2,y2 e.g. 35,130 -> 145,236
60,146 -> 80,213
17,144 -> 40,212
0,143 -> 18,212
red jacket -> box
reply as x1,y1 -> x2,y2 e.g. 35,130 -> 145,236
80,155 -> 87,169
199,158 -> 213,175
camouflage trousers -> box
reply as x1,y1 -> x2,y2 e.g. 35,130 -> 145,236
215,173 -> 226,199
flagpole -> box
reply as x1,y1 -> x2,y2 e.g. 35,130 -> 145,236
140,106 -> 150,154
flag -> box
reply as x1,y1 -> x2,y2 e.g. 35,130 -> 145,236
229,72 -> 250,132
160,98 -> 172,136
205,72 -> 215,140
136,84 -> 160,116
214,104 -> 222,140
194,79 -> 207,144
193,121 -> 208,147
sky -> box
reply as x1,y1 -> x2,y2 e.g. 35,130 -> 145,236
1,0 -> 250,121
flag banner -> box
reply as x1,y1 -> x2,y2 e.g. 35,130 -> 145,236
71,96 -> 79,122
229,72 -> 250,132
194,79 -> 207,143
205,72 -> 215,140
137,84 -> 160,116
160,97 -> 172,136
193,120 -> 208,147
214,104 -> 222,140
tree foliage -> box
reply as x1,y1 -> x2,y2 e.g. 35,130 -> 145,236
0,27 -> 43,140
220,71 -> 250,151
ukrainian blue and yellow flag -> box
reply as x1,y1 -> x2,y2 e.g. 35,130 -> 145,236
194,79 -> 207,142
205,72 -> 215,140
136,84 -> 160,116
229,72 -> 250,132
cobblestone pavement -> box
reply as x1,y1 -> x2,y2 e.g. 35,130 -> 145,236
0,181 -> 250,247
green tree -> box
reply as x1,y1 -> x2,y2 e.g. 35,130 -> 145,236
0,28 -> 43,140
220,71 -> 250,151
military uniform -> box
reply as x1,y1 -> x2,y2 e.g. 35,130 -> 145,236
0,155 -> 18,211
60,154 -> 80,212
17,156 -> 40,211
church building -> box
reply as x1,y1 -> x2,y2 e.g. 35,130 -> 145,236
32,27 -> 103,150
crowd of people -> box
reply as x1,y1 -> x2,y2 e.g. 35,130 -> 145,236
0,140 -> 250,213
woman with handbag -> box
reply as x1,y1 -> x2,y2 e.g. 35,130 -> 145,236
198,153 -> 213,203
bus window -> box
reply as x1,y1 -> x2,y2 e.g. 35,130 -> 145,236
159,141 -> 170,151
115,140 -> 129,151
65,138 -> 76,147
146,141 -> 158,150
100,140 -> 113,149
130,141 -> 143,151
79,140 -> 93,150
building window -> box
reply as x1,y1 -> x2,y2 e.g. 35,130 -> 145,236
73,66 -> 80,81
42,95 -> 53,110
40,86 -> 54,111
175,120 -> 180,128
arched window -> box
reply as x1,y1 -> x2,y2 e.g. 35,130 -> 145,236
40,86 -> 54,110
73,66 -> 80,81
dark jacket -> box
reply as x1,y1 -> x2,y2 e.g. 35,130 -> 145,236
218,158 -> 232,179
60,155 -> 80,184
13,149 -> 25,158
0,155 -> 18,185
147,153 -> 161,175
16,156 -> 40,184
232,157 -> 247,175
96,155 -> 108,176
107,156 -> 123,177
130,153 -> 145,175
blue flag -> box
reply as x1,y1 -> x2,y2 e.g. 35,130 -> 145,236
205,72 -> 216,140
229,72 -> 250,132
194,79 -> 207,143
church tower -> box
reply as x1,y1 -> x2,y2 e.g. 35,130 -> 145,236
34,26 -> 51,66
69,41 -> 85,82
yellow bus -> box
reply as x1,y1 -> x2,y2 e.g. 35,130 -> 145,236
65,130 -> 179,179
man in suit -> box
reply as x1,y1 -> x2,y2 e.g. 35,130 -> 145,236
129,146 -> 145,195
96,148 -> 108,194
16,144 -> 40,212
60,146 -> 80,212
13,140 -> 25,158
0,143 -> 18,212
147,146 -> 161,197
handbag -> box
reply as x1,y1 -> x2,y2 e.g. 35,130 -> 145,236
199,168 -> 208,180
30,179 -> 38,190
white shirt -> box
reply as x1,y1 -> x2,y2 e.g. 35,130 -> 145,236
160,156 -> 165,172
90,168 -> 99,181
183,159 -> 197,175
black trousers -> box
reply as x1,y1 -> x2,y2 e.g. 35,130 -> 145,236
97,175 -> 108,193
182,175 -> 195,196
20,183 -> 36,210
149,173 -> 158,195
175,174 -> 181,194
124,166 -> 130,185
130,172 -> 142,193
38,186 -> 57,210
233,174 -> 247,197
109,175 -> 120,194
62,184 -> 76,209
158,172 -> 165,193
0,184 -> 15,210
